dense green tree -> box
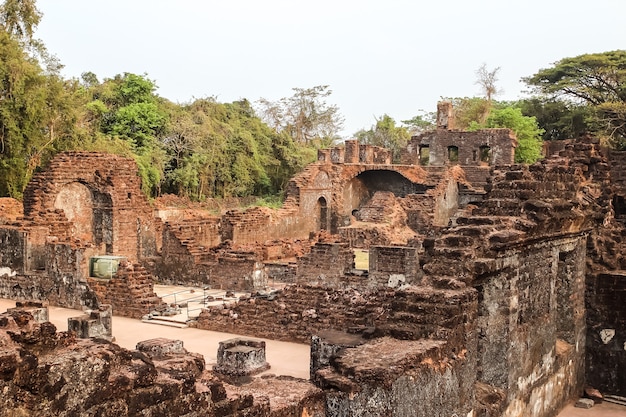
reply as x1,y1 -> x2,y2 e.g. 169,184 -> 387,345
354,115 -> 410,162
257,85 -> 344,147
0,1 -> 317,200
0,29 -> 75,197
445,97 -> 492,130
523,50 -> 626,145
470,106 -> 544,163
401,111 -> 435,135
517,98 -> 590,141
78,73 -> 168,196
0,0 -> 40,43
162,98 -> 312,200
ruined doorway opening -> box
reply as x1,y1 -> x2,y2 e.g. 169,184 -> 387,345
93,191 -> 114,254
556,250 -> 578,344
317,197 -> 329,231
419,145 -> 430,166
447,146 -> 459,163
353,170 -> 429,198
614,195 -> 626,221
479,146 -> 491,165
354,249 -> 369,271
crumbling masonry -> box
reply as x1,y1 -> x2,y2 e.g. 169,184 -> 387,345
1,103 -> 625,416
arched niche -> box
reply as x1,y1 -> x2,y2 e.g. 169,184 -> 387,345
53,182 -> 113,252
317,196 -> 329,231
343,170 -> 429,215
313,171 -> 332,188
54,182 -> 94,241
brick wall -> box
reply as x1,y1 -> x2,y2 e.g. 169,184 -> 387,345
22,152 -> 161,262
88,261 -> 165,318
369,245 -> 420,288
196,285 -> 477,346
0,241 -> 100,310
296,243 -> 354,287
403,128 -> 516,167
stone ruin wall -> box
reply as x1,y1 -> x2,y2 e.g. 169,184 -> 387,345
196,138 -> 615,416
2,134 -> 626,416
0,152 -> 165,317
155,135 -> 502,290
87,261 -> 166,319
196,284 -> 476,346
23,152 -> 161,261
402,128 -> 517,167
586,272 -> 626,397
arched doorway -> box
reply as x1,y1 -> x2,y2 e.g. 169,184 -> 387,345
317,196 -> 329,231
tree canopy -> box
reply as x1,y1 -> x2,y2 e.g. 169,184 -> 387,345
4,0 -> 624,200
448,97 -> 544,163
475,106 -> 544,163
354,115 -> 411,162
256,85 -> 344,147
523,50 -> 626,146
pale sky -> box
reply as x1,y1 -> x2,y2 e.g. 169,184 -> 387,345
36,0 -> 626,138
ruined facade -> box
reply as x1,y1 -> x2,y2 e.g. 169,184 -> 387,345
0,152 -> 163,315
1,106 -> 626,416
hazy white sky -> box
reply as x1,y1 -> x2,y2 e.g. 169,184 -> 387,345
36,0 -> 625,137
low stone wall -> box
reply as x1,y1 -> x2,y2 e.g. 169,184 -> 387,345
0,241 -> 99,310
195,285 -> 477,345
319,338 -> 475,417
87,262 -> 165,319
295,243 -> 355,288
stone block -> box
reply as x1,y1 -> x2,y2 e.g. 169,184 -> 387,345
574,398 -> 595,409
213,337 -> 270,376
136,338 -> 186,357
67,304 -> 112,341
310,330 -> 365,384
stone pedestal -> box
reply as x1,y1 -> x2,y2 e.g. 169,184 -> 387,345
136,338 -> 186,357
213,338 -> 270,376
68,304 -> 113,341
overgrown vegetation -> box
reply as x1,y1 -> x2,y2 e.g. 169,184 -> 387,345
522,50 -> 626,148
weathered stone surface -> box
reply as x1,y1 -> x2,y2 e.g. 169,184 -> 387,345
88,261 -> 166,318
0,311 -> 322,417
213,338 -> 270,376
196,285 -> 477,346
67,304 -> 113,341
320,337 -> 474,417
575,398 -> 595,409
310,330 -> 365,384
7,300 -> 49,323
